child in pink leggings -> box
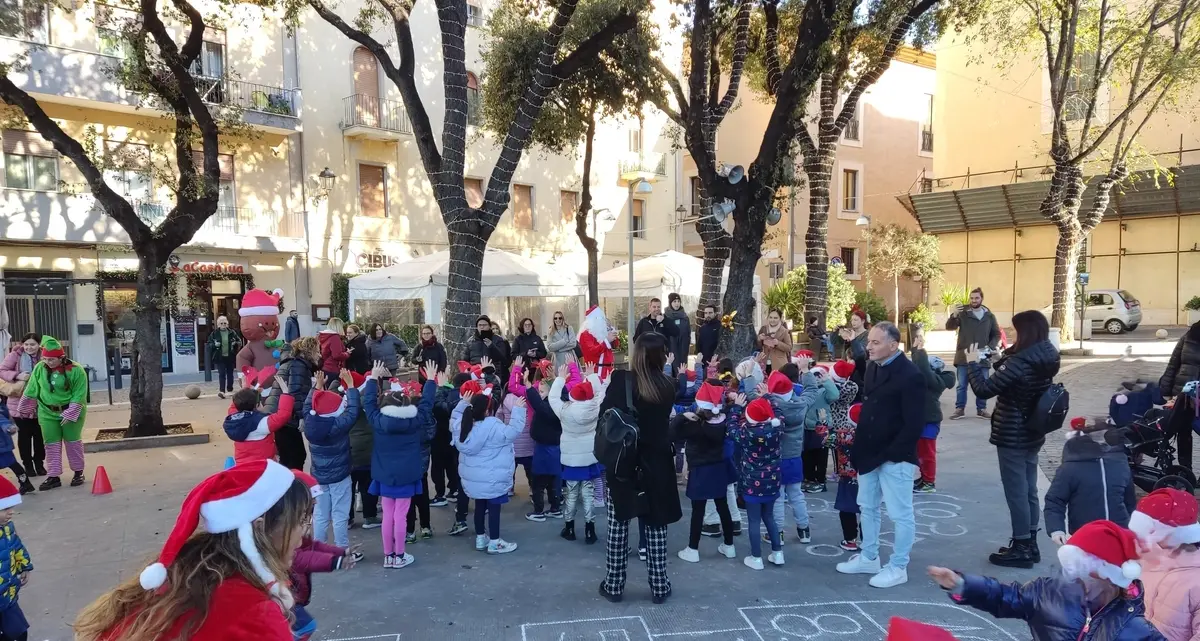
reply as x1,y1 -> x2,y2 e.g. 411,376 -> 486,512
362,361 -> 438,569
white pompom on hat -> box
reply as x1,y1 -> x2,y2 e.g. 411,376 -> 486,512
138,460 -> 298,607
1057,520 -> 1144,588
744,398 -> 779,426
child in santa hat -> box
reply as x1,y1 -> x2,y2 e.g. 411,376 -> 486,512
550,362 -> 606,544
1044,418 -> 1136,546
74,460 -> 312,641
402,377 -> 436,544
911,346 -> 956,493
0,477 -> 31,641
224,368 -> 295,465
765,368 -> 821,544
672,380 -> 741,562
799,360 -> 839,494
301,370 -> 362,553
673,362 -> 706,481
1129,488 -> 1200,641
827,403 -> 863,551
362,360 -> 438,569
452,376 -> 526,555
731,395 -> 785,570
499,356 -> 538,503
288,471 -> 358,641
928,520 -> 1166,641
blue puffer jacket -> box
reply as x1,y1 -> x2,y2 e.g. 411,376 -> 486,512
0,521 -> 31,611
364,379 -> 436,487
953,575 -> 1167,641
771,372 -> 821,460
0,404 -> 15,456
302,388 -> 360,485
452,401 -> 525,500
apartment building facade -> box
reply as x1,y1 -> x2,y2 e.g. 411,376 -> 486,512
679,49 -> 936,318
907,29 -> 1200,326
0,0 -> 685,380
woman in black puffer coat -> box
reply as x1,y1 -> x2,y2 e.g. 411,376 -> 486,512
1160,321 -> 1200,471
966,310 -> 1060,570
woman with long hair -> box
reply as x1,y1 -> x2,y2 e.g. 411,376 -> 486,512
756,308 -> 792,373
965,310 -> 1060,569
0,333 -> 43,477
411,325 -> 447,382
833,308 -> 869,394
342,324 -> 371,375
513,318 -> 547,363
74,460 -> 313,641
318,318 -> 349,389
546,311 -> 577,369
598,332 -> 682,604
268,337 -> 320,471
366,323 -> 409,375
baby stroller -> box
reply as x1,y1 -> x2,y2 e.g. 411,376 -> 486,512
1109,407 -> 1196,494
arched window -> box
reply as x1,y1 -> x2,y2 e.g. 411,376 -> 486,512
466,72 -> 480,126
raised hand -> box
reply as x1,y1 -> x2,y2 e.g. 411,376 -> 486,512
371,361 -> 390,379
421,359 -> 438,381
436,370 -> 449,386
756,383 -> 768,396
339,368 -> 353,388
461,391 -> 474,404
927,566 -> 961,590
583,361 -> 597,376
512,355 -> 525,370
558,364 -> 570,380
274,375 -> 287,392
479,356 -> 492,370
510,396 -> 527,409
734,393 -> 747,407
314,370 -> 325,389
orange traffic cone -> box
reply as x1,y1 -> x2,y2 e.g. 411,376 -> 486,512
886,617 -> 958,641
91,466 -> 113,495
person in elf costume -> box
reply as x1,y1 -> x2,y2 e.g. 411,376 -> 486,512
17,336 -> 87,491
577,305 -> 620,382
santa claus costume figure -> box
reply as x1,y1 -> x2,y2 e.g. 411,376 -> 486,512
74,460 -> 312,641
578,306 -> 620,382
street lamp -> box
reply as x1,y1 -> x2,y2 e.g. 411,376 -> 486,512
317,167 -> 336,196
855,214 -> 872,288
627,178 -> 654,338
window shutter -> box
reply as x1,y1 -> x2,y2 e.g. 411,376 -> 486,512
560,190 -> 577,223
512,184 -> 533,229
464,178 -> 483,209
190,151 -> 234,180
633,199 -> 644,221
358,164 -> 386,217
3,130 -> 56,157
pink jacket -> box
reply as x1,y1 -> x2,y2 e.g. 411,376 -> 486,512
0,347 -> 36,418
288,536 -> 345,607
1143,551 -> 1200,641
498,367 -> 536,458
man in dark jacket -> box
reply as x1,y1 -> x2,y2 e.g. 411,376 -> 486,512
634,298 -> 678,342
284,310 -> 301,344
838,321 -> 925,589
1160,321 -> 1200,471
664,293 -> 691,372
946,287 -> 1000,419
462,316 -> 504,366
696,305 -> 720,366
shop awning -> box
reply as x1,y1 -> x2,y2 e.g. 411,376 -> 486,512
899,164 -> 1200,234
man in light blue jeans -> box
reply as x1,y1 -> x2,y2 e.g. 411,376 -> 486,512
835,321 -> 926,588
314,476 -> 353,548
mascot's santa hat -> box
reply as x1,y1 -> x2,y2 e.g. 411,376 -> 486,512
138,460 -> 298,606
1058,520 -> 1144,588
240,288 -> 284,317
582,305 -> 612,347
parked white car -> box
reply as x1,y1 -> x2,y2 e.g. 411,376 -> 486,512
1042,289 -> 1143,335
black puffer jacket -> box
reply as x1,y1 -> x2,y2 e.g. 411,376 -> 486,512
967,340 -> 1061,450
1160,322 -> 1200,397
669,412 -> 728,468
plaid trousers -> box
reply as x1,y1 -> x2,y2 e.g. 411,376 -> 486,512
603,508 -> 670,598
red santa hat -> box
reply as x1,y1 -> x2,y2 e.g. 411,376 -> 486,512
831,360 -> 855,384
1064,416 -> 1089,440
138,459 -> 297,606
309,389 -> 347,417
684,369 -> 698,383
569,380 -> 595,401
347,371 -> 367,390
0,477 -> 21,511
745,397 -> 779,426
766,371 -> 794,396
583,305 -> 612,347
292,470 -> 322,498
1128,488 -> 1200,547
847,403 -> 862,426
886,617 -> 959,641
694,382 -> 725,412
1058,520 -> 1143,588
792,349 -> 814,364
240,288 -> 284,317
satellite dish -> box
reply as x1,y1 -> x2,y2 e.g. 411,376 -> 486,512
766,207 -> 782,226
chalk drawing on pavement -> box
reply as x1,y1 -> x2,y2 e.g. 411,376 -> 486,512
804,494 -> 968,559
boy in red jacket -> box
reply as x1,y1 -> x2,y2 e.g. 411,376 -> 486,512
224,371 -> 295,464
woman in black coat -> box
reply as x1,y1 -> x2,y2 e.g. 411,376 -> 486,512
1160,321 -> 1200,471
513,318 -> 548,363
343,323 -> 371,374
965,310 -> 1060,569
411,325 -> 448,383
598,332 -> 682,605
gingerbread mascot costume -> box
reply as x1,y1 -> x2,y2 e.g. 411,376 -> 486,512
236,288 -> 285,372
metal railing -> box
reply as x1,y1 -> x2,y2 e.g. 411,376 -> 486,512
921,128 -> 934,152
617,152 -> 667,177
132,201 -> 302,238
844,118 -> 860,141
342,94 -> 412,134
195,76 -> 299,118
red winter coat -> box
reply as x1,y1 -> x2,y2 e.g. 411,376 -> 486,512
578,331 -> 620,382
289,536 -> 345,606
100,575 -> 290,641
318,331 -> 348,375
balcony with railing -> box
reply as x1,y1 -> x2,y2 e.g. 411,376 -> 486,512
194,76 -> 301,132
342,94 -> 412,140
617,152 -> 667,182
135,202 -> 304,239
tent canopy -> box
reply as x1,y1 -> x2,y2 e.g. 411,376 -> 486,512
595,250 -> 760,300
350,248 -> 585,300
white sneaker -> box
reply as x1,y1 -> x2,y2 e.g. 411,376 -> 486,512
869,565 -> 908,588
836,553 -> 882,575
393,553 -> 415,569
677,547 -> 700,563
744,555 -> 764,570
488,538 -> 518,554
768,551 -> 785,566
718,543 -> 736,559
475,534 -> 488,551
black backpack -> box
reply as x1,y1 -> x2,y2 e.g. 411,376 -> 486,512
1028,382 -> 1070,435
595,374 -> 639,482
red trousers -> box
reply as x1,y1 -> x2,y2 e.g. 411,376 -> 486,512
917,438 -> 937,483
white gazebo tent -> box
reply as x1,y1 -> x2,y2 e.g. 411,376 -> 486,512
347,248 -> 586,327
595,250 -> 763,329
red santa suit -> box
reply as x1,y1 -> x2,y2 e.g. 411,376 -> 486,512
578,305 -> 620,382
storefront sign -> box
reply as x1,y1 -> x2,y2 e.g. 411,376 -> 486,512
171,261 -> 246,275
174,313 -> 196,355
355,252 -> 404,271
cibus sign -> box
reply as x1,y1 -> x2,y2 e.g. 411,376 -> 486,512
356,252 -> 403,270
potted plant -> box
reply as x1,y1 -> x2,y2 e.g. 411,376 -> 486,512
1185,296 -> 1200,325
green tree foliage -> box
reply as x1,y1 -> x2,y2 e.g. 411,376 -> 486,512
762,263 -> 856,330
854,289 -> 889,327
862,222 -> 942,323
